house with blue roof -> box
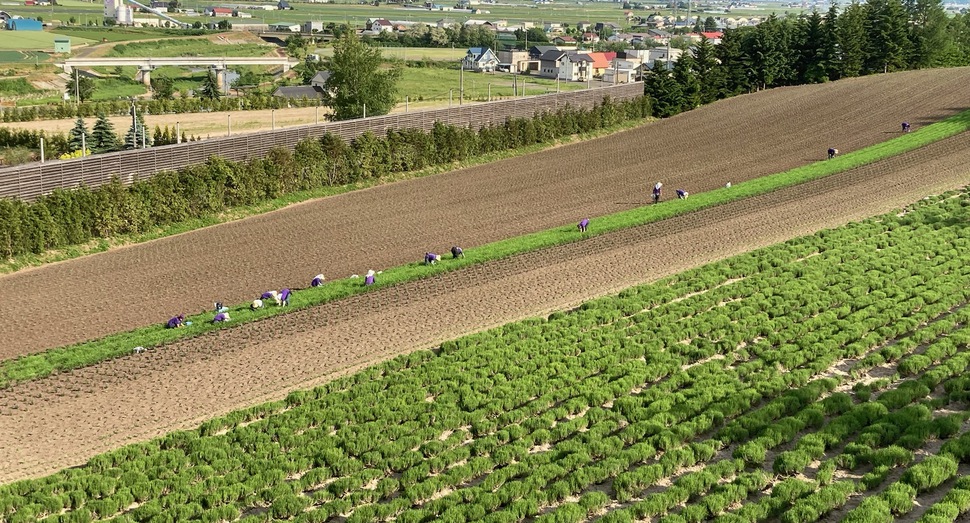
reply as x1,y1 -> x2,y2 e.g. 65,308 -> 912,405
462,47 -> 499,72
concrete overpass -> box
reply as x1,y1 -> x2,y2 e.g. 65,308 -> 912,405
60,57 -> 300,87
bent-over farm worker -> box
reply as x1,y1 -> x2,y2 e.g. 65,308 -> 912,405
251,299 -> 263,311
902,122 -> 911,133
311,274 -> 325,287
451,246 -> 464,259
280,288 -> 291,306
652,182 -> 663,203
676,189 -> 689,200
425,252 -> 441,265
578,218 -> 590,233
261,290 -> 281,305
214,302 -> 229,313
365,270 -> 376,286
166,315 -> 184,329
212,312 -> 231,323
827,148 -> 838,160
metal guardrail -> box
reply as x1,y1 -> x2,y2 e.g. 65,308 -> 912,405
0,82 -> 644,202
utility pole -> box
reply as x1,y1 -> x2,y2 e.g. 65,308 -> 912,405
130,97 -> 137,148
459,61 -> 464,106
74,69 -> 80,106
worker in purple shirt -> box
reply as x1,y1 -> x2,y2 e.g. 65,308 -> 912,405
311,274 -> 325,287
212,312 -> 231,323
676,189 -> 689,199
365,270 -> 376,286
451,246 -> 464,259
166,314 -> 184,329
425,252 -> 441,265
578,218 -> 589,233
652,182 -> 663,203
280,288 -> 291,306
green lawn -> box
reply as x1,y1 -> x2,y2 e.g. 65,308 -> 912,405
398,66 -> 586,103
0,30 -> 93,51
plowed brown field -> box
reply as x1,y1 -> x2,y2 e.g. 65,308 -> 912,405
3,68 -> 969,357
3,68 -> 970,483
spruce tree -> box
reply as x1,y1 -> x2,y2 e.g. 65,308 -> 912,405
198,71 -> 222,101
837,2 -> 868,77
90,113 -> 119,153
67,117 -> 91,153
865,0 -> 910,73
124,115 -> 152,149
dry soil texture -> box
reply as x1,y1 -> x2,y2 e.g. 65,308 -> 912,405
3,67 -> 968,358
2,68 -> 970,482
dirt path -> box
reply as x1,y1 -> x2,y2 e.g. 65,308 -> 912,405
1,67 -> 967,358
3,127 -> 970,483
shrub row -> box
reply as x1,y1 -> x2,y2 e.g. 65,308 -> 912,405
0,93 -> 322,123
0,95 -> 652,259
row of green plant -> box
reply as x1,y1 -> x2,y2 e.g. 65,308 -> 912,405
3,104 -> 970,391
3,189 -> 970,522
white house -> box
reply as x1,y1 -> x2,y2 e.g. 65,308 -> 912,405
463,47 -> 499,72
561,52 -> 592,81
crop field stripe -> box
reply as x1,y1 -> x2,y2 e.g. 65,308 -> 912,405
4,108 -> 970,390
4,190 -> 970,521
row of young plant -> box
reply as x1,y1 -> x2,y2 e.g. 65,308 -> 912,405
3,103 -> 970,390
0,93 -> 321,123
3,188 -> 970,522
0,95 -> 652,259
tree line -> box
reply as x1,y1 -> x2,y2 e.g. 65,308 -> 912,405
645,0 -> 966,117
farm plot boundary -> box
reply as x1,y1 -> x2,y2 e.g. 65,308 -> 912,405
0,83 -> 643,202
4,187 -> 970,520
2,110 -> 968,390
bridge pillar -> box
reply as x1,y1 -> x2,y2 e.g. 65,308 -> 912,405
138,66 -> 152,87
211,66 -> 226,92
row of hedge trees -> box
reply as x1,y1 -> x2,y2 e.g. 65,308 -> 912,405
0,95 -> 652,259
0,93 -> 322,123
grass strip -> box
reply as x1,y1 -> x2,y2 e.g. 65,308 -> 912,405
2,109 -> 970,388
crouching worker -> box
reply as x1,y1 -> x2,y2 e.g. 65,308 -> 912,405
261,290 -> 280,305
280,288 -> 291,306
311,274 -> 325,287
902,122 -> 911,133
578,218 -> 590,233
251,299 -> 263,311
365,270 -> 376,286
676,189 -> 689,200
166,314 -> 185,329
451,246 -> 464,259
214,302 -> 229,313
827,148 -> 839,160
425,252 -> 441,265
212,312 -> 231,323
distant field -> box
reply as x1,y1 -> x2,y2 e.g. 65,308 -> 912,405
0,50 -> 50,63
0,30 -> 94,51
51,27 -> 194,43
106,37 -> 275,57
313,46 -> 466,61
397,65 -> 586,102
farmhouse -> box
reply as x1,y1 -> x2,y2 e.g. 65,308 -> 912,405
462,47 -> 499,72
537,49 -> 566,79
204,6 -> 233,16
561,52 -> 592,81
